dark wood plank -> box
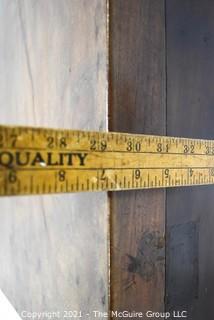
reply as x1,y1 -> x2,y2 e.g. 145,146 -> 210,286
109,0 -> 166,312
166,1 -> 214,318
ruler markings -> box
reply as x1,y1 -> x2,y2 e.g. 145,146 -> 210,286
1,125 -> 214,195
1,146 -> 214,156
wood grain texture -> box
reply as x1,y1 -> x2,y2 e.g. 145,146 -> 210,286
0,0 -> 108,316
109,0 -> 166,312
166,0 -> 214,318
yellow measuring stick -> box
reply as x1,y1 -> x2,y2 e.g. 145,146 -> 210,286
0,125 -> 214,196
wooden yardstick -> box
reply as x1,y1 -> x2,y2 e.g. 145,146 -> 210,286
0,125 -> 214,196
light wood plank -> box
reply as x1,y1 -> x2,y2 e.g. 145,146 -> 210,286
0,0 -> 108,316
